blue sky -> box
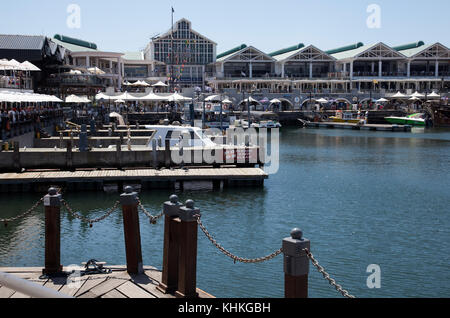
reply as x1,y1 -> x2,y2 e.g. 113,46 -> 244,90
1,0 -> 449,54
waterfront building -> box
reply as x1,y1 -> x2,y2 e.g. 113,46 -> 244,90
144,18 -> 217,90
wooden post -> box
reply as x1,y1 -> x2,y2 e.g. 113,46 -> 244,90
175,200 -> 200,299
283,229 -> 310,298
165,138 -> 171,168
13,142 -> 20,172
120,186 -> 144,274
43,188 -> 63,275
158,195 -> 183,294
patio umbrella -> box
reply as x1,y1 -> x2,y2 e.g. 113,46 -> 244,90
222,99 -> 233,104
87,67 -> 105,75
376,98 -> 389,103
316,98 -> 329,104
205,95 -> 222,102
69,70 -> 83,75
269,99 -> 282,104
20,61 -> 41,71
115,99 -> 126,104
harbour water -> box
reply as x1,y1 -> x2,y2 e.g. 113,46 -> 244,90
1,127 -> 449,298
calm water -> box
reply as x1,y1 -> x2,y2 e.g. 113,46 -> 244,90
1,127 -> 449,298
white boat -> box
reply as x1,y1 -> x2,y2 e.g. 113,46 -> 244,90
251,120 -> 282,129
144,125 -> 216,147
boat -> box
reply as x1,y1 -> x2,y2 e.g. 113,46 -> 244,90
384,113 -> 426,126
251,120 -> 282,129
329,111 -> 363,124
143,125 -> 217,147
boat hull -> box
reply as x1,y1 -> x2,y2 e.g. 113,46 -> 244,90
385,117 -> 426,126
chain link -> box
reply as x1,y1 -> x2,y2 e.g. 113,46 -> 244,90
61,200 -> 120,226
195,215 -> 283,264
1,197 -> 45,226
137,199 -> 164,225
304,248 -> 355,298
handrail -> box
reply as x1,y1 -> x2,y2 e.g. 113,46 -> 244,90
0,271 -> 73,298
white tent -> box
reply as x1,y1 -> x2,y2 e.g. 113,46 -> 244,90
114,91 -> 141,101
152,81 -> 168,87
95,93 -> 115,101
428,92 -> 441,98
65,95 -> 90,103
411,91 -> 425,98
409,96 -> 421,101
391,91 -> 409,99
140,92 -> 168,101
0,91 -> 62,103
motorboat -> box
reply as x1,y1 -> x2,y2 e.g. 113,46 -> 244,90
330,110 -> 362,124
384,113 -> 426,126
251,120 -> 282,129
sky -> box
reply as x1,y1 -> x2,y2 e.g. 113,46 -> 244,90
1,0 -> 449,54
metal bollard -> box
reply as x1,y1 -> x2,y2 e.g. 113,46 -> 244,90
175,200 -> 200,299
43,188 -> 63,275
158,195 -> 183,294
283,228 -> 310,298
120,186 -> 144,274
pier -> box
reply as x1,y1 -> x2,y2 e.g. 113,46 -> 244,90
0,188 -> 355,299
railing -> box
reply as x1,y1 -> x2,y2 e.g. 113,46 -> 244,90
1,187 -> 356,299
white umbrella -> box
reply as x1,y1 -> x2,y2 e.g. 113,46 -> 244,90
222,98 -> 233,104
152,81 -> 168,87
115,99 -> 126,104
20,61 -> 41,71
140,92 -> 168,101
391,91 -> 409,99
87,67 -> 105,75
69,70 -> 83,75
376,98 -> 389,103
316,98 -> 329,104
409,96 -> 420,101
96,93 -> 115,101
270,99 -> 282,104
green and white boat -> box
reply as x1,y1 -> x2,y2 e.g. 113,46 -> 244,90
385,113 -> 426,126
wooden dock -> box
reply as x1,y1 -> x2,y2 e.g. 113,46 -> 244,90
0,167 -> 268,192
0,266 -> 214,298
304,121 -> 412,132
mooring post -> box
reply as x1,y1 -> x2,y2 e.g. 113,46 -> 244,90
66,140 -> 73,171
116,140 -> 122,169
13,141 -> 20,172
175,200 -> 200,299
158,195 -> 183,294
152,139 -> 158,169
283,228 -> 310,298
165,138 -> 171,168
43,188 -> 63,275
120,186 -> 144,274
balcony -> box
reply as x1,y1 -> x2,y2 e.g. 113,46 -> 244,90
45,74 -> 105,87
0,75 -> 33,90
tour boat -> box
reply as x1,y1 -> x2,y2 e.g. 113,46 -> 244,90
329,111 -> 362,124
384,113 -> 426,126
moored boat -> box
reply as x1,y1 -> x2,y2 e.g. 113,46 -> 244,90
385,113 -> 426,126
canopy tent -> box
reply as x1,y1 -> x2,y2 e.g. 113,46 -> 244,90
114,91 -> 142,101
139,92 -> 168,101
428,92 -> 441,98
65,94 -> 90,103
152,81 -> 168,87
409,96 -> 421,101
0,91 -> 62,103
411,91 -> 425,98
391,91 -> 409,99
95,93 -> 116,101
130,80 -> 150,87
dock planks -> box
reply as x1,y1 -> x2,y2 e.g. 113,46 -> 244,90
0,266 -> 213,298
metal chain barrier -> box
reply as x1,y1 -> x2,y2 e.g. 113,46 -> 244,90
195,215 -> 283,264
137,199 -> 164,225
1,197 -> 45,227
304,248 -> 356,298
61,200 -> 120,227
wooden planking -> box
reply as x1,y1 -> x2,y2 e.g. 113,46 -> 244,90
115,281 -> 155,299
101,289 -> 128,299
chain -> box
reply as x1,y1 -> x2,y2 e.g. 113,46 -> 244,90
61,200 -> 120,227
195,215 -> 283,264
137,199 -> 164,225
304,248 -> 355,298
1,197 -> 45,227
